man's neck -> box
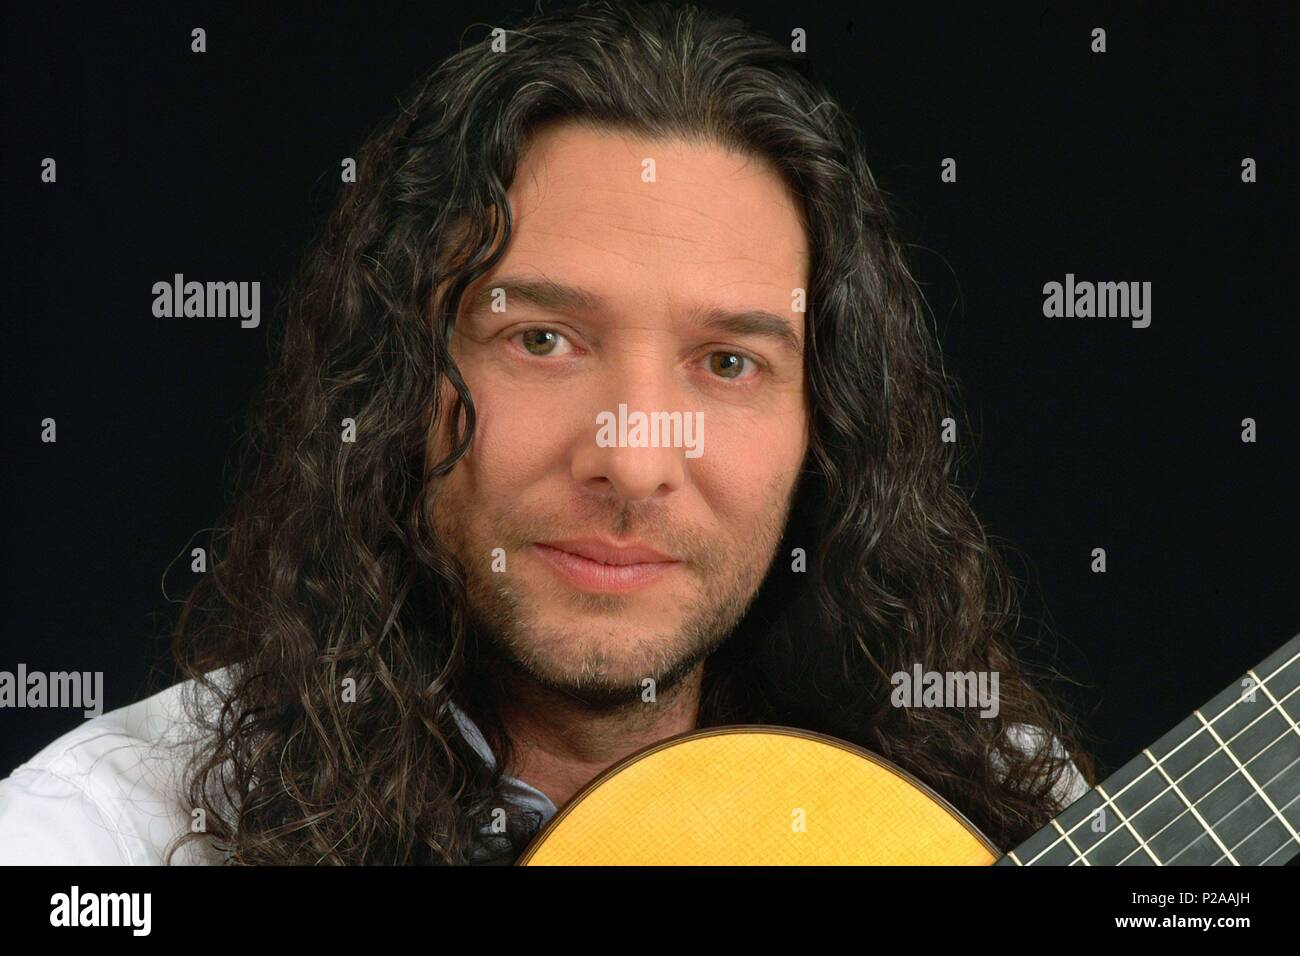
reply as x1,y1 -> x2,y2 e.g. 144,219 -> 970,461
497,664 -> 705,812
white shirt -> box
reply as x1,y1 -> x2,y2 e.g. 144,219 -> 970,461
0,673 -> 1086,864
0,672 -> 556,864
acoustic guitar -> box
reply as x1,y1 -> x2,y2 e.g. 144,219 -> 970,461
519,631 -> 1300,865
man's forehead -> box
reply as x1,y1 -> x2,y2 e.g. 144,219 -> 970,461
448,123 -> 809,348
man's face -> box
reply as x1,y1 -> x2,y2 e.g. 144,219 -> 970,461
430,121 -> 809,706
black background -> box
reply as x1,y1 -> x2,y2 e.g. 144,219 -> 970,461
2,1 -> 1297,786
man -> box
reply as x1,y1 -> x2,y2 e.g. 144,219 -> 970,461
0,0 -> 1091,865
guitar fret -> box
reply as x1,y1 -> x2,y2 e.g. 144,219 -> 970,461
1009,632 -> 1300,865
1257,793 -> 1300,863
1197,709 -> 1300,847
1101,697 -> 1300,865
1222,701 -> 1291,771
1135,726 -> 1300,864
1176,747 -> 1242,804
1203,679 -> 1266,738
1146,713 -> 1215,764
1221,796 -> 1300,864
1252,668 -> 1300,737
1051,818 -> 1089,864
1264,755 -> 1300,827
1084,784 -> 1160,864
1193,770 -> 1269,844
1113,754 -> 1181,835
1010,806 -> 1078,863
1261,838 -> 1297,864
1246,726 -> 1300,785
1118,851 -> 1158,866
1165,828 -> 1230,865
1256,642 -> 1300,698
1144,714 -> 1222,795
1143,747 -> 1238,863
1048,788 -> 1106,852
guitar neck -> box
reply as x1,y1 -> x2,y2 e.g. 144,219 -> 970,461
999,631 -> 1300,866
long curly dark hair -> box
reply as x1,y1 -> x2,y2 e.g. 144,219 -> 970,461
166,0 -> 1095,865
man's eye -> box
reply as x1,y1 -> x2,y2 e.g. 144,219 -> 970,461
708,351 -> 757,380
511,332 -> 757,380
514,328 -> 574,356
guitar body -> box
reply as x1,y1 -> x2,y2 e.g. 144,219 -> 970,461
518,633 -> 1300,866
518,725 -> 999,865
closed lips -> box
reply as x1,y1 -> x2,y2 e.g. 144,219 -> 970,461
537,539 -> 676,565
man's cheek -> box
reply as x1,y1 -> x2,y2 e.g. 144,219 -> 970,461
698,436 -> 785,505
470,427 -> 525,494
483,398 -> 582,475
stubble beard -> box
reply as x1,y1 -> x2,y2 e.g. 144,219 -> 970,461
432,485 -> 795,710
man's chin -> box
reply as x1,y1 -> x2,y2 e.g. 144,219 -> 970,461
509,650 -> 687,703
460,562 -> 753,707
487,630 -> 715,708
517,672 -> 658,709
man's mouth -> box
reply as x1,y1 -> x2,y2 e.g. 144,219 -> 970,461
532,537 -> 682,594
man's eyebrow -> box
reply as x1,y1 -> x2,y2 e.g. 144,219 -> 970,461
466,277 -> 604,316
690,308 -> 804,358
468,276 -> 804,357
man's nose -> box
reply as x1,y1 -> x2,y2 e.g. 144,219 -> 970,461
568,371 -> 694,503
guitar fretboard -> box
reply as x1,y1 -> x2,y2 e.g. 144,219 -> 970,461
998,631 -> 1300,866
